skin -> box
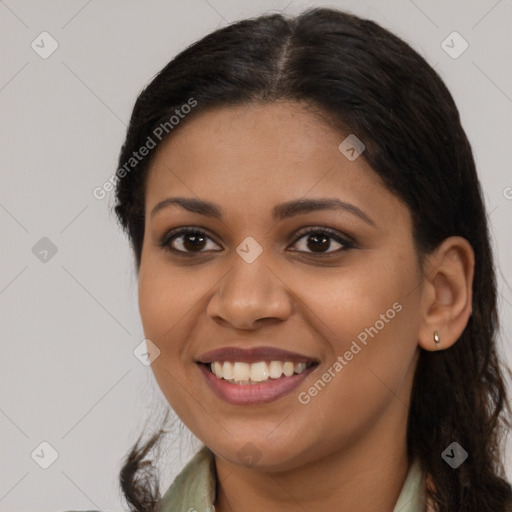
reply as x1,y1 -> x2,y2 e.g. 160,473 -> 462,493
138,101 -> 474,511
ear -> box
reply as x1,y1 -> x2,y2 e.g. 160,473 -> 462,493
418,236 -> 474,352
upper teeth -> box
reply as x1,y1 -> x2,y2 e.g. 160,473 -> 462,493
210,361 -> 310,383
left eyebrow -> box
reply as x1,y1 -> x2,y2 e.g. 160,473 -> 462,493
272,198 -> 375,226
150,196 -> 375,226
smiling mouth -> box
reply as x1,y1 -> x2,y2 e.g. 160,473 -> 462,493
201,360 -> 318,385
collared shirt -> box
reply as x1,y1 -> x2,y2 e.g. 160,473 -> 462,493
157,445 -> 427,511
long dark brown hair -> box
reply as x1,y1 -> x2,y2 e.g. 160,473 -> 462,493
113,8 -> 512,511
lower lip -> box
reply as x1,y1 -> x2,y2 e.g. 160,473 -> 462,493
197,363 -> 318,405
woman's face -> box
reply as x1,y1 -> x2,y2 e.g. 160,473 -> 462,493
138,102 -> 425,471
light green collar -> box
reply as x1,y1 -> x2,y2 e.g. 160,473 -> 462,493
157,446 -> 426,512
393,457 -> 426,511
157,446 -> 216,512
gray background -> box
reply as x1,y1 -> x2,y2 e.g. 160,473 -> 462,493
1,0 -> 511,510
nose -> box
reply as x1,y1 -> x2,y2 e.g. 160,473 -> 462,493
206,256 -> 293,331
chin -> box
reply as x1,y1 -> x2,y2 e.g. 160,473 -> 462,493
210,436 -> 313,473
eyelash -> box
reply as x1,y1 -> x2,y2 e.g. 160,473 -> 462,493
158,226 -> 355,258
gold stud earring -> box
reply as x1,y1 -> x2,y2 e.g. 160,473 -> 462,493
433,330 -> 441,346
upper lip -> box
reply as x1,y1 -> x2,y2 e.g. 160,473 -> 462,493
196,346 -> 319,364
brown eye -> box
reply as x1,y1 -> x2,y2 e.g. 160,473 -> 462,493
289,228 -> 353,255
160,228 -> 221,254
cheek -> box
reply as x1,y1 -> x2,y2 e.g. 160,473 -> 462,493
291,252 -> 421,403
137,256 -> 221,376
137,264 -> 208,425
293,254 -> 418,347
138,258 -> 202,343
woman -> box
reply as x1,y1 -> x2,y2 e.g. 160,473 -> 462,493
106,7 -> 512,512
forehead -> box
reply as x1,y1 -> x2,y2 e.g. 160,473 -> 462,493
144,102 -> 407,227
151,102 -> 342,169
